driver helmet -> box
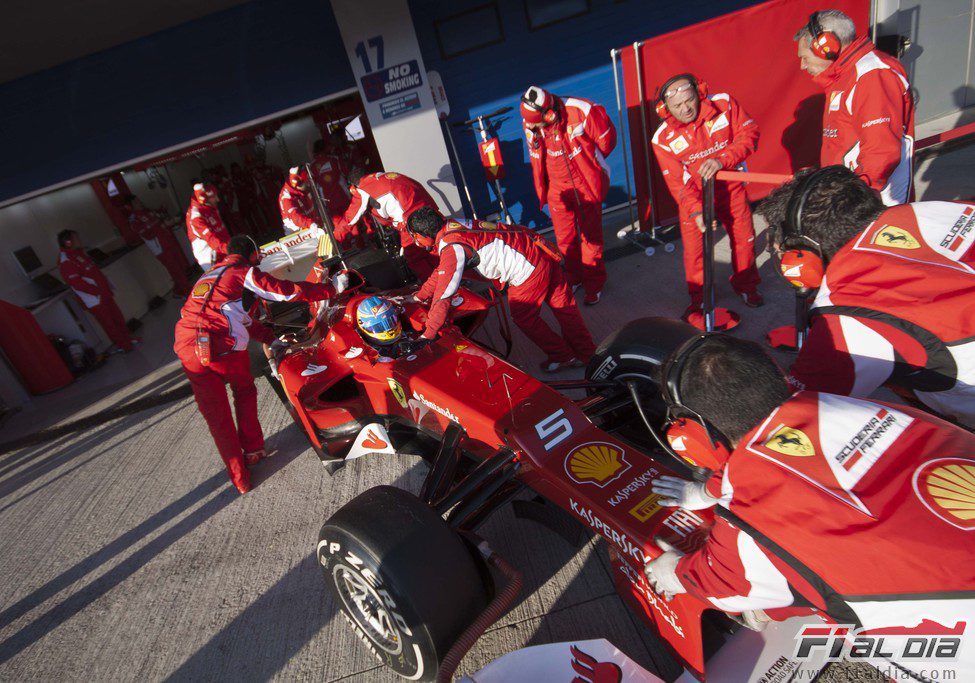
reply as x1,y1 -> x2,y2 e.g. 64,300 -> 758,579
356,296 -> 402,344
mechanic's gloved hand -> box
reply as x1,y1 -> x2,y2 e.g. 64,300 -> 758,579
651,475 -> 718,510
740,609 -> 771,632
645,539 -> 686,601
331,272 -> 349,294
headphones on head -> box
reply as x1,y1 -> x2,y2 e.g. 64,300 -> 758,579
806,12 -> 841,61
776,166 -> 849,290
660,334 -> 732,472
521,87 -> 559,126
655,73 -> 708,120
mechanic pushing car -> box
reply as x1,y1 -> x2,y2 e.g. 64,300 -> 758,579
795,10 -> 914,205
57,229 -> 140,353
758,166 -> 975,428
173,235 -> 348,493
645,332 -> 975,680
650,73 -> 763,319
124,195 -> 190,297
342,167 -> 440,278
185,181 -> 232,268
406,207 -> 595,372
521,86 -> 616,305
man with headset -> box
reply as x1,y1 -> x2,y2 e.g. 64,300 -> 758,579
644,331 -> 975,679
174,235 -> 347,493
757,165 -> 975,428
650,74 -> 762,320
521,86 -> 616,305
795,9 -> 914,205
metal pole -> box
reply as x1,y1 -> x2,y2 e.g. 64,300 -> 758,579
611,48 -> 636,232
476,116 -> 511,223
870,0 -> 879,44
702,177 -> 716,332
304,162 -> 346,269
441,119 -> 478,219
632,42 -> 658,238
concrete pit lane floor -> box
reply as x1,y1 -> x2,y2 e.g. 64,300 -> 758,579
7,147 -> 969,681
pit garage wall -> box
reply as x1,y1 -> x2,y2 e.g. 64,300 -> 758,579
409,0 -> 758,227
0,0 -> 355,207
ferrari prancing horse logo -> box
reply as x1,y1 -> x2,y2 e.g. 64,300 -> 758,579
388,378 -> 409,409
871,225 -> 920,250
764,426 -> 815,457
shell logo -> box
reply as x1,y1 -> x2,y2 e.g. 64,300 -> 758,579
913,457 -> 975,530
191,281 -> 212,298
564,442 -> 631,488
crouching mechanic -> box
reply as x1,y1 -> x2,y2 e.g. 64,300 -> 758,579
645,332 -> 975,680
343,168 -> 439,278
174,235 -> 347,493
521,86 -> 616,304
757,166 -> 975,428
406,207 -> 595,372
651,74 -> 762,318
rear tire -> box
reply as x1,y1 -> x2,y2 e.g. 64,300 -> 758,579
317,486 -> 491,681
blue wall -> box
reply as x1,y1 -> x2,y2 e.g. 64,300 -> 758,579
411,0 -> 757,226
0,0 -> 354,205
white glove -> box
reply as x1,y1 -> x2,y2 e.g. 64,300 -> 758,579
331,272 -> 349,294
651,475 -> 718,510
644,539 -> 686,601
740,609 -> 771,632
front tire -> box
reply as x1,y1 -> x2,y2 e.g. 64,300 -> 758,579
317,486 -> 491,681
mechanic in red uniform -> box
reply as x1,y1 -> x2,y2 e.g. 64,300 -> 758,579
406,207 -> 596,372
796,10 -> 914,205
521,86 -> 616,305
57,230 -> 138,352
278,167 -> 324,235
174,235 -> 347,493
311,139 -> 351,215
757,166 -> 975,428
185,182 -> 232,269
651,74 -> 762,318
124,195 -> 190,296
645,333 -> 975,680
344,168 -> 439,278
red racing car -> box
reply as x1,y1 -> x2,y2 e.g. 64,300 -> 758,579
266,252 -> 815,682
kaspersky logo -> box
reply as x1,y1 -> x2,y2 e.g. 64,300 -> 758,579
871,225 -> 920,249
764,426 -> 815,457
564,442 -> 631,487
914,457 -> 975,530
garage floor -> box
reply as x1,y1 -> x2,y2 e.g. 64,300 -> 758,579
2,144 -> 967,682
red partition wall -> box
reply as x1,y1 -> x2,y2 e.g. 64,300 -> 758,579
620,0 -> 868,230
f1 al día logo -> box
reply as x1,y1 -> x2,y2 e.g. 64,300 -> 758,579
795,621 -> 966,663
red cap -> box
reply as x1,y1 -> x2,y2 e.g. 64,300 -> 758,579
520,86 -> 553,125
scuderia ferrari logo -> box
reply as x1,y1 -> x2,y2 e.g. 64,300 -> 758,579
871,225 -> 920,249
387,379 -> 408,409
764,426 -> 815,457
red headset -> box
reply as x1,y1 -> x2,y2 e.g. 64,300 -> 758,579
661,334 -> 731,472
776,167 -> 849,291
520,87 -> 559,126
806,12 -> 841,61
655,73 -> 708,120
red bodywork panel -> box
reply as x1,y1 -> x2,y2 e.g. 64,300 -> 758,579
277,291 -> 716,678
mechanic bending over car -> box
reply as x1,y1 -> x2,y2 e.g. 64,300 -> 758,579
174,235 -> 348,493
757,166 -> 975,428
405,207 -> 596,373
645,333 -> 975,679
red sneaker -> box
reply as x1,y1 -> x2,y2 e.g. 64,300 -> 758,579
740,291 -> 765,308
244,449 -> 266,466
584,291 -> 601,306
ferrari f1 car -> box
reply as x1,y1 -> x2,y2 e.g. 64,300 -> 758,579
265,243 -> 821,682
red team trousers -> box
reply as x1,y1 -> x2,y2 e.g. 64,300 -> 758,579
548,188 -> 606,296
178,350 -> 263,487
89,299 -> 133,352
508,259 -> 596,363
